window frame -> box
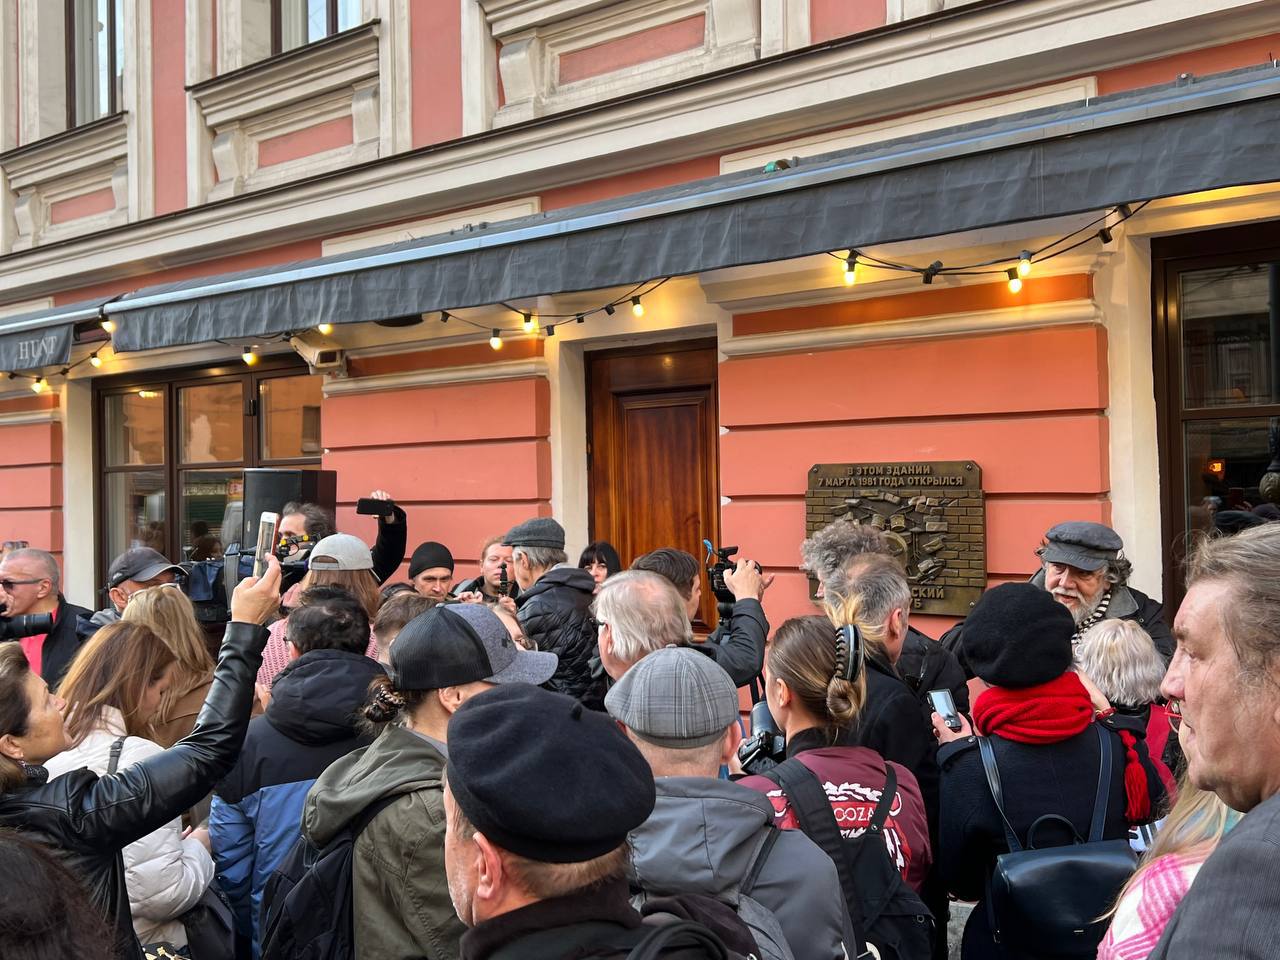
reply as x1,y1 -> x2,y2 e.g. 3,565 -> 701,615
270,0 -> 349,56
64,0 -> 122,130
92,357 -> 321,589
1152,221 -> 1280,607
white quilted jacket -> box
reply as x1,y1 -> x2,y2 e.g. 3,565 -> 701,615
44,706 -> 214,947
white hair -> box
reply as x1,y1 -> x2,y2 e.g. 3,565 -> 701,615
593,570 -> 692,665
1074,618 -> 1166,708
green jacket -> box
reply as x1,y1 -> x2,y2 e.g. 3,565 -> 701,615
303,724 -> 465,960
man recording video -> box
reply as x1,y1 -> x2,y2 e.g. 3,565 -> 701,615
0,547 -> 92,688
277,488 -> 406,587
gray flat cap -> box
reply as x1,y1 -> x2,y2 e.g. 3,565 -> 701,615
605,647 -> 739,749
1041,521 -> 1124,572
503,516 -> 565,549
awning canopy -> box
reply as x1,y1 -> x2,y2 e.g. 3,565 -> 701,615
0,298 -> 109,370
107,63 -> 1280,354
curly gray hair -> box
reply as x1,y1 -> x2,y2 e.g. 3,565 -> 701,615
800,520 -> 897,598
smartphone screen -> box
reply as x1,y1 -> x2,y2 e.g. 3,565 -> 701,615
928,688 -> 962,731
254,512 -> 279,579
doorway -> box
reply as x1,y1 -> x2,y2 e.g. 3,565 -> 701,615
586,339 -> 721,628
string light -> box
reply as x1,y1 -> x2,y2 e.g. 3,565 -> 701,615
521,312 -> 538,333
316,323 -> 333,335
1017,251 -> 1033,277
489,329 -> 503,350
631,297 -> 645,318
546,324 -> 556,337
1006,268 -> 1023,294
30,377 -> 46,394
922,261 -> 943,285
440,311 -> 451,323
242,347 -> 259,366
100,318 -> 116,334
575,314 -> 585,324
603,303 -> 616,316
89,353 -> 103,368
1097,226 -> 1114,244
844,257 -> 858,286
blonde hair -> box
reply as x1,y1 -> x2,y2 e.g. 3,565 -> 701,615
301,568 -> 380,620
1074,619 -> 1165,709
1110,774 -> 1238,915
123,585 -> 214,721
768,614 -> 868,732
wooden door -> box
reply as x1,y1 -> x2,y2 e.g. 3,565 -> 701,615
587,340 -> 720,629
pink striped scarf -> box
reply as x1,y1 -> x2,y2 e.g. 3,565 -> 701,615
1097,851 -> 1209,960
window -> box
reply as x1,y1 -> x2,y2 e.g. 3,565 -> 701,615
66,0 -> 124,128
272,0 -> 362,55
1154,222 -> 1280,603
96,363 -> 323,576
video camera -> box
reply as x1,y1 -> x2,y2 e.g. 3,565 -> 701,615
737,699 -> 786,775
702,539 -> 761,619
0,612 -> 55,641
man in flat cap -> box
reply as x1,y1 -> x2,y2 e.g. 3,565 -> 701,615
943,521 -> 1172,667
503,517 -> 602,706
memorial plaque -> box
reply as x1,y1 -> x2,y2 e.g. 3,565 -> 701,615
806,461 -> 986,617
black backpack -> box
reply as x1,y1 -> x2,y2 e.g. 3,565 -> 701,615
762,757 -> 934,960
258,795 -> 398,960
978,724 -> 1138,958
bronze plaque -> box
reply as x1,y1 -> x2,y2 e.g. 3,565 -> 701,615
806,461 -> 986,617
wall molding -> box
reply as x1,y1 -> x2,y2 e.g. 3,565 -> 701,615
0,406 -> 60,425
322,196 -> 541,255
323,356 -> 549,395
720,299 -> 1102,357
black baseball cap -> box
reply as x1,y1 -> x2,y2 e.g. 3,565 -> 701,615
388,603 -> 557,691
107,548 -> 185,589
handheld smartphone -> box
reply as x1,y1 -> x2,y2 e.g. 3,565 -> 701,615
356,497 -> 396,517
253,512 -> 279,579
928,688 -> 963,732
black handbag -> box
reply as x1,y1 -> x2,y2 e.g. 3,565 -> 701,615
978,724 -> 1138,958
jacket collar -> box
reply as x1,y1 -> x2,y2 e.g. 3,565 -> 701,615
459,877 -> 641,960
786,725 -> 838,758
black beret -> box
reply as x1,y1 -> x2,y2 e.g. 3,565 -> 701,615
962,582 -> 1075,689
408,541 -> 455,579
446,685 -> 656,864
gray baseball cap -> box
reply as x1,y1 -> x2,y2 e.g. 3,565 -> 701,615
107,548 -> 185,589
308,533 -> 374,571
605,647 -> 739,749
389,603 -> 558,691
1041,522 -> 1124,572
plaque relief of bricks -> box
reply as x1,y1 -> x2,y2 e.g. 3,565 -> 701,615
805,461 -> 987,617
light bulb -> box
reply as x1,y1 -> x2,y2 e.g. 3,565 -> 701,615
1006,269 -> 1023,294
100,318 -> 116,334
89,353 -> 103,368
317,322 -> 333,335
631,297 -> 645,318
489,329 -> 503,350
1017,251 -> 1032,278
242,348 -> 259,366
30,377 -> 46,394
844,260 -> 858,286
521,313 -> 538,333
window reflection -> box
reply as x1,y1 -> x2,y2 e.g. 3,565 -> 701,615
180,383 -> 244,463
260,375 -> 322,460
1181,263 -> 1280,407
104,472 -> 166,561
104,390 -> 165,466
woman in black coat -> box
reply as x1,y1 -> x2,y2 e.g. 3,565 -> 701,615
0,560 -> 281,960
931,583 -> 1166,960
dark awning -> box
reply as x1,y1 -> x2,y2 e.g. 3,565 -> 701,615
108,63 -> 1280,353
0,298 -> 109,370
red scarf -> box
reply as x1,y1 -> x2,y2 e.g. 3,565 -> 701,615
973,673 -> 1150,822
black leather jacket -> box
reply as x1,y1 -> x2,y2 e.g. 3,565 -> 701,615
517,565 -> 600,703
0,620 -> 268,960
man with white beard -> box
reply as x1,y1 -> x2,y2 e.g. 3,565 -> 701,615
943,521 -> 1173,666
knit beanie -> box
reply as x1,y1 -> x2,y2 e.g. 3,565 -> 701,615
408,541 -> 455,579
962,582 -> 1075,688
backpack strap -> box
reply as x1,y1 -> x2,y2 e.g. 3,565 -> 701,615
868,762 -> 897,834
977,736 -> 1022,853
107,737 -> 126,776
624,920 -> 729,960
761,757 -> 873,960
739,826 -> 780,898
1088,723 -> 1113,843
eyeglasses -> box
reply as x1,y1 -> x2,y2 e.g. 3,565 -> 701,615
588,616 -> 606,632
0,578 -> 46,592
1,541 -> 29,551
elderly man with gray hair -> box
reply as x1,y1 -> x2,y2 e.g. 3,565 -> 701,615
593,570 -> 694,681
1145,523 -> 1280,958
0,547 -> 91,688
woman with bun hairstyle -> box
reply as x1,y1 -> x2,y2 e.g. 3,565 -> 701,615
296,603 -> 557,960
931,582 -> 1166,960
737,612 -> 933,894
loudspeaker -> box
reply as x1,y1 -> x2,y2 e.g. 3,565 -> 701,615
241,468 -> 337,546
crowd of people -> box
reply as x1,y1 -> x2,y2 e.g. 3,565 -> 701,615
1,496 -> 1279,960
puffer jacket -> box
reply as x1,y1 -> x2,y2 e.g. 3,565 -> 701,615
516,565 -> 601,703
44,708 -> 215,947
211,648 -> 382,957
0,620 -> 267,960
629,776 -> 853,960
302,723 -> 466,960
